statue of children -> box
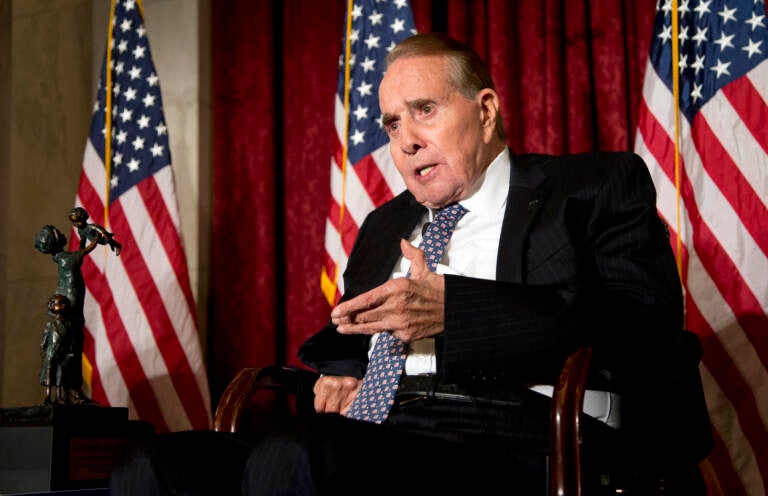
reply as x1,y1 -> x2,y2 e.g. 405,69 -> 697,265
69,207 -> 122,256
35,224 -> 103,405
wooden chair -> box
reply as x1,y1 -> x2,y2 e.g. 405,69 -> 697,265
213,347 -> 594,496
549,346 -> 592,496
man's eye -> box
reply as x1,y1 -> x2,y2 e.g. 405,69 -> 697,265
421,104 -> 433,114
388,121 -> 400,132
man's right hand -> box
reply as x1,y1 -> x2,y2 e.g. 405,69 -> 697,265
313,375 -> 362,415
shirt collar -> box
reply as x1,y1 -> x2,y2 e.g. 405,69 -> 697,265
425,148 -> 510,222
457,147 -> 510,218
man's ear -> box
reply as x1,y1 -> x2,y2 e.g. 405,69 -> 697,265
477,88 -> 501,144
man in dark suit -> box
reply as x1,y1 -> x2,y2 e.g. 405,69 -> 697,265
112,33 -> 711,495
240,33 -> 712,495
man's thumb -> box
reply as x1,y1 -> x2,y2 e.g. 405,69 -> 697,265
401,239 -> 428,278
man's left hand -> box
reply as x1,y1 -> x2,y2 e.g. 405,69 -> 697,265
331,239 -> 444,343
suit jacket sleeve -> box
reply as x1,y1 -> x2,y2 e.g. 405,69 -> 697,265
297,216 -> 374,378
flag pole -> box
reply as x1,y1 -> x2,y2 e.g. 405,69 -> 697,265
328,0 -> 355,305
84,0 -> 119,392
670,0 -> 686,323
103,0 -> 117,229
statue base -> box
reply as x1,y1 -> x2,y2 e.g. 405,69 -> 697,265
0,404 -> 153,493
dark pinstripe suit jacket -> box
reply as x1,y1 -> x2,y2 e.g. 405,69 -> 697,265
300,151 -> 712,466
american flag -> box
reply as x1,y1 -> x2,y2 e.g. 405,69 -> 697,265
634,0 -> 767,493
73,0 -> 211,432
321,0 -> 416,305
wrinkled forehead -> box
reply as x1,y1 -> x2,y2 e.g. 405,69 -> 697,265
379,55 -> 455,106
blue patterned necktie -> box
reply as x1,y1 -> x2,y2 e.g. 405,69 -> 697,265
345,203 -> 467,423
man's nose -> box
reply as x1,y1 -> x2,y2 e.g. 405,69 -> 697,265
399,120 -> 424,155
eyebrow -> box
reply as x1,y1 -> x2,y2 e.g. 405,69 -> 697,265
381,113 -> 397,128
407,98 -> 436,110
381,98 -> 439,128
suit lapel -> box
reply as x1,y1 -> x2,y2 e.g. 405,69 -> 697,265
497,155 -> 552,283
376,196 -> 424,280
344,192 -> 425,298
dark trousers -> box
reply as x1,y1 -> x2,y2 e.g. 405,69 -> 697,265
110,430 -> 260,495
243,396 -> 555,496
243,392 -> 706,496
111,390 -> 627,496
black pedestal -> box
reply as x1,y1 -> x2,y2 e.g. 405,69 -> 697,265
0,405 -> 153,493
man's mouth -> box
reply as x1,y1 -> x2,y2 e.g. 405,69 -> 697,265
418,165 -> 436,177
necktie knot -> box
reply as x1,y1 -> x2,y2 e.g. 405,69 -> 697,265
420,203 -> 467,273
438,202 -> 467,221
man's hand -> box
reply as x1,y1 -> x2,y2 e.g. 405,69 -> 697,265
331,239 -> 445,343
313,375 -> 362,414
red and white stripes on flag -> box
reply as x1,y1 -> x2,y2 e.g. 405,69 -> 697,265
74,0 -> 211,432
321,0 -> 415,305
634,1 -> 767,493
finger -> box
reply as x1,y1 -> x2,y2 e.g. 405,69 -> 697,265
336,299 -> 399,326
325,395 -> 342,414
331,284 -> 394,321
336,321 -> 393,336
340,392 -> 358,415
340,321 -> 418,343
315,389 -> 341,414
401,238 -> 429,279
312,377 -> 324,412
340,381 -> 361,415
313,377 -> 333,412
331,295 -> 376,322
313,388 -> 327,413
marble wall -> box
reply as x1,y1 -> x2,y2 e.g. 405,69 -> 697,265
0,0 -> 211,408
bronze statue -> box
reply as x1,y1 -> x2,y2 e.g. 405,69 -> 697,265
39,294 -> 77,404
69,207 -> 122,256
34,214 -> 113,405
34,224 -> 99,319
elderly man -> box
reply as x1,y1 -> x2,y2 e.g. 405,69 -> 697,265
242,33 -> 711,495
113,33 -> 712,496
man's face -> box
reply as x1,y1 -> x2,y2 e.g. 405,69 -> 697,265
379,55 -> 498,209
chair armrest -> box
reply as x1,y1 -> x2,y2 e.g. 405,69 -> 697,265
549,346 -> 593,496
213,366 -> 319,433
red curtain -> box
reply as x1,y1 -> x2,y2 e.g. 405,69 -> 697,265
210,0 -> 657,401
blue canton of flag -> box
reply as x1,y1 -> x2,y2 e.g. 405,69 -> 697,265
90,0 -> 171,199
649,0 -> 767,121
339,0 -> 416,165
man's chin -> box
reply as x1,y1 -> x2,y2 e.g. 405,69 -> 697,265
408,182 -> 464,209
417,197 -> 454,210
